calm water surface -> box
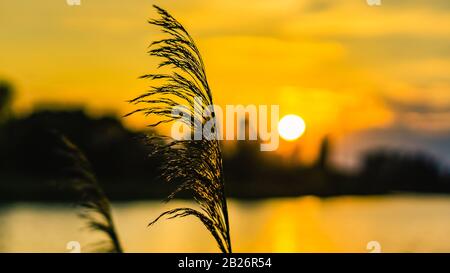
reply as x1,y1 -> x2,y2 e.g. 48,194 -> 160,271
0,195 -> 449,252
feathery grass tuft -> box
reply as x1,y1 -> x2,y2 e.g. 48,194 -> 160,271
56,135 -> 123,253
127,5 -> 232,253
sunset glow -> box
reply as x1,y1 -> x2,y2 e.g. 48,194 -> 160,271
1,0 -> 449,167
1,0 -> 450,256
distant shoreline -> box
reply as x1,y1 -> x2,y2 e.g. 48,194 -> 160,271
1,192 -> 450,204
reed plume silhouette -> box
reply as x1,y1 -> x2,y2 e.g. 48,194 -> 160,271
56,134 -> 123,253
126,5 -> 232,253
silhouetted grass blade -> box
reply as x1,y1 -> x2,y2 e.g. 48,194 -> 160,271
127,5 -> 232,253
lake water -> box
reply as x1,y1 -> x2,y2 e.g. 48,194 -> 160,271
1,195 -> 450,253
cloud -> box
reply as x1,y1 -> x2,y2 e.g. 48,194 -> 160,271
387,0 -> 450,10
386,98 -> 450,114
333,124 -> 450,170
304,0 -> 335,13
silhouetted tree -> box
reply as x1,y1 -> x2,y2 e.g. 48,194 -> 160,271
359,150 -> 442,193
0,81 -> 13,123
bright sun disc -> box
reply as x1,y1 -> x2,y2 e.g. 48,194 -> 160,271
278,114 -> 306,141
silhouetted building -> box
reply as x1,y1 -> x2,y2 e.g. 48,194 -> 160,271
317,136 -> 330,170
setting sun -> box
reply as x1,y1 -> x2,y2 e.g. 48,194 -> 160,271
278,114 -> 306,141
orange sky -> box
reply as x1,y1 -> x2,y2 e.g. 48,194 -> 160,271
1,0 -> 449,166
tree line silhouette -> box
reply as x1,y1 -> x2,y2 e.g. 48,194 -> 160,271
0,82 -> 449,202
